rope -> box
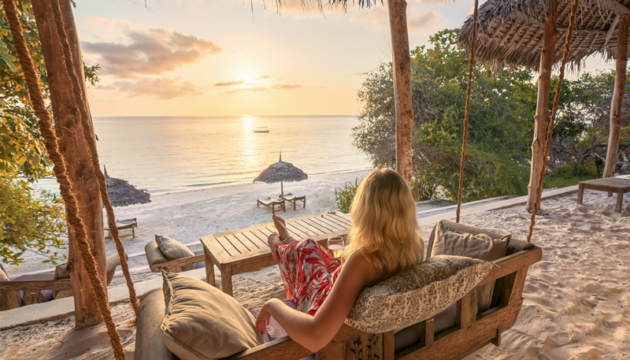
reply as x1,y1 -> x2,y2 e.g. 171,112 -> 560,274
526,0 -> 580,242
456,0 -> 479,224
49,0 -> 139,317
2,1 -> 127,358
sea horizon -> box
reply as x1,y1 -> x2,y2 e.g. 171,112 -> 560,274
33,115 -> 373,195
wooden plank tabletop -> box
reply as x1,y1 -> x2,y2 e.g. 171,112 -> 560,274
200,211 -> 352,267
579,177 -> 630,190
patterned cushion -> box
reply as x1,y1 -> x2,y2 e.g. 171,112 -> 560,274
345,255 -> 493,333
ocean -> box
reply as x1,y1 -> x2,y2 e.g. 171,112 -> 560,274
35,116 -> 372,194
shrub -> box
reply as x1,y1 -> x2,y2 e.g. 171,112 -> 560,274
334,178 -> 361,214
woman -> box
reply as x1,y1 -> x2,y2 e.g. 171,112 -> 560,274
255,169 -> 424,352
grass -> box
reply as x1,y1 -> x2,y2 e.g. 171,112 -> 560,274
544,161 -> 599,189
334,178 -> 361,214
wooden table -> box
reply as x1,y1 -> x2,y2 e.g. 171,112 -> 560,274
200,211 -> 352,296
577,177 -> 630,213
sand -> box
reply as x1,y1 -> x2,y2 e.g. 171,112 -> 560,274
1,187 -> 629,359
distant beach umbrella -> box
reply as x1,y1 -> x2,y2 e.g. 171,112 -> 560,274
253,152 -> 308,199
104,166 -> 151,207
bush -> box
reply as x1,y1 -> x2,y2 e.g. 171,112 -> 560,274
334,178 -> 361,214
543,162 -> 599,189
0,170 -> 67,265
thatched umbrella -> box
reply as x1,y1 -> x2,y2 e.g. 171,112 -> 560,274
253,153 -> 308,199
104,166 -> 151,207
456,0 -> 630,210
457,0 -> 629,70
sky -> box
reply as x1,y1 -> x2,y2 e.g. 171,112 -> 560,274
74,0 -> 616,117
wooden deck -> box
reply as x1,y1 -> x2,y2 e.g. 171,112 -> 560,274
200,211 -> 352,296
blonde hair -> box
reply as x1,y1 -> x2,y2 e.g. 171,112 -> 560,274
343,169 -> 424,277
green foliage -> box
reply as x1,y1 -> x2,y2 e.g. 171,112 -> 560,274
0,169 -> 67,265
355,29 -> 536,202
0,2 -> 98,265
334,178 -> 361,214
0,1 -> 100,179
543,162 -> 599,189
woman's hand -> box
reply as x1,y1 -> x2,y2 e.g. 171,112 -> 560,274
255,300 -> 273,334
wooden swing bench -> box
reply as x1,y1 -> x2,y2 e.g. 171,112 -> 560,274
135,221 -> 541,360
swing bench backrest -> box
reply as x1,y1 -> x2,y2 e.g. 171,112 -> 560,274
135,221 -> 541,360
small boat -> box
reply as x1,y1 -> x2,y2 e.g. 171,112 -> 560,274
253,127 -> 270,133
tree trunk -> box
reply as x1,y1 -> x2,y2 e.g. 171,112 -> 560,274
526,0 -> 559,211
387,0 -> 414,187
603,15 -> 629,178
32,0 -> 107,327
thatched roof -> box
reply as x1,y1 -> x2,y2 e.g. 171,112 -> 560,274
104,166 -> 151,207
457,0 -> 630,70
253,153 -> 308,184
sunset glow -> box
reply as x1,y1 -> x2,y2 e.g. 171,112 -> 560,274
74,0 -> 614,117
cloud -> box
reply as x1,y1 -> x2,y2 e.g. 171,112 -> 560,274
272,84 -> 303,90
407,10 -> 443,33
82,17 -> 221,78
225,87 -> 269,94
214,80 -> 247,87
106,77 -> 201,99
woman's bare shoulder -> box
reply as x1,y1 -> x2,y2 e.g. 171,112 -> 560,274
345,251 -> 381,285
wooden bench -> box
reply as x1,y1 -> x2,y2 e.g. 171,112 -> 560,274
200,211 -> 352,296
577,177 -> 630,212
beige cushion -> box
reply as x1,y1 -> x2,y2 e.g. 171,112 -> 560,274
431,221 -> 510,312
161,272 -> 264,360
155,235 -> 196,271
346,255 -> 493,333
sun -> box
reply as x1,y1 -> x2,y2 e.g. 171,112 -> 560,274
238,74 -> 258,85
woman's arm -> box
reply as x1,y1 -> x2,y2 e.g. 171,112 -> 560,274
256,252 -> 379,353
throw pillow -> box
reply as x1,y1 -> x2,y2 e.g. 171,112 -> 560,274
345,255 -> 493,333
161,272 -> 264,360
155,234 -> 196,271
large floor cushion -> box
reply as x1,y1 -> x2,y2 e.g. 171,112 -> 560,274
161,272 -> 264,360
345,255 -> 493,334
431,220 -> 510,312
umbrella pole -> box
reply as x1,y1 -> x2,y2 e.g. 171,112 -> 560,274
281,181 -> 284,200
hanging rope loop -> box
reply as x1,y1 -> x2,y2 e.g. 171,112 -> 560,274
526,0 -> 580,242
2,0 -> 127,358
455,0 -> 479,223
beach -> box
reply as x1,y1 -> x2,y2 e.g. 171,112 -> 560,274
1,187 -> 628,359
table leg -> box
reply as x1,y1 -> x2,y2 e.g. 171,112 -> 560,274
615,192 -> 624,213
221,266 -> 233,296
608,191 -> 613,197
204,247 -> 216,286
577,184 -> 584,204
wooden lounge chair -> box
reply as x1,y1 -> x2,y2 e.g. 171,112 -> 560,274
106,217 -> 138,239
134,221 -> 541,360
257,198 -> 285,214
0,253 -> 126,310
145,242 -> 204,273
282,194 -> 306,210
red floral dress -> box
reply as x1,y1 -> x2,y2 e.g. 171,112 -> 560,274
274,238 -> 343,315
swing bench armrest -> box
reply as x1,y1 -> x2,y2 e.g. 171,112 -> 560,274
478,245 -> 542,287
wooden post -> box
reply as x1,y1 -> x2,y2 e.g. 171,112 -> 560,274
603,15 -> 629,178
387,0 -> 415,186
31,0 -> 107,327
526,0 -> 560,211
